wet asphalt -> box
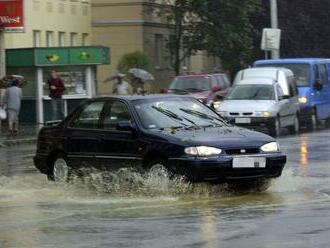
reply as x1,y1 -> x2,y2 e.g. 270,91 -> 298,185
1,129 -> 330,248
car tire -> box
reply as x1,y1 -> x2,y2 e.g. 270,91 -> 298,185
306,109 -> 317,131
289,114 -> 300,134
269,117 -> 281,137
48,154 -> 71,182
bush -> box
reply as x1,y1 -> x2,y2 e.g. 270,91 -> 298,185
117,51 -> 150,73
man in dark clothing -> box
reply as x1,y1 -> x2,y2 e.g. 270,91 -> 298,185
48,70 -> 66,120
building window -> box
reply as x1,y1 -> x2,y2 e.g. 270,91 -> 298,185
46,2 -> 53,12
82,33 -> 89,46
71,5 -> 77,15
33,30 -> 41,47
33,0 -> 40,11
70,32 -> 77,46
82,5 -> 88,16
155,34 -> 163,69
59,32 -> 65,47
58,3 -> 65,14
46,31 -> 54,47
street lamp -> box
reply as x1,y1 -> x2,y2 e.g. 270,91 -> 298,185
270,0 -> 280,59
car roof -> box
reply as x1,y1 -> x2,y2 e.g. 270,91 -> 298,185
175,73 -> 225,79
255,58 -> 330,65
235,78 -> 276,85
94,94 -> 194,102
242,67 -> 294,75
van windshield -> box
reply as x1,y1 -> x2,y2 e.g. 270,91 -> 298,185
257,63 -> 310,87
226,85 -> 275,100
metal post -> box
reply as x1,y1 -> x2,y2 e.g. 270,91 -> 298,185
0,30 -> 6,132
36,68 -> 44,127
270,0 -> 280,59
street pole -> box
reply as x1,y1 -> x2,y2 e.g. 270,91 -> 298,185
0,30 -> 5,131
270,0 -> 280,59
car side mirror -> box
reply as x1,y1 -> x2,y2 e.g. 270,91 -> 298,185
314,80 -> 323,91
279,95 -> 290,101
116,120 -> 135,131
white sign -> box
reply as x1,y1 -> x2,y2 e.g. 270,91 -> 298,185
261,28 -> 281,51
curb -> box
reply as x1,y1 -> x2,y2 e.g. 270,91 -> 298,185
0,138 -> 37,147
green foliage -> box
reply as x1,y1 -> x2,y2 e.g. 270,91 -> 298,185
117,51 -> 151,73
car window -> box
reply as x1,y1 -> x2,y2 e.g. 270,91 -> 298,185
288,76 -> 297,97
103,101 -> 132,130
215,75 -> 226,89
70,101 -> 105,129
320,64 -> 328,85
276,85 -> 285,99
314,65 -> 320,83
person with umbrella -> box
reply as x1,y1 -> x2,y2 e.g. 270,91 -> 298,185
104,73 -> 131,95
128,68 -> 154,95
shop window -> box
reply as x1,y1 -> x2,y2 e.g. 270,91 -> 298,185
58,32 -> 65,47
71,5 -> 77,15
33,30 -> 41,47
43,67 -> 88,97
82,5 -> 88,16
155,34 -> 163,69
46,31 -> 54,47
33,0 -> 40,11
70,32 -> 77,46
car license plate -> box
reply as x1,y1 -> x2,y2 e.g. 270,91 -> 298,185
232,157 -> 266,168
235,118 -> 251,124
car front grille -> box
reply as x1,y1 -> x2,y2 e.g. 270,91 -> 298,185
225,148 -> 260,155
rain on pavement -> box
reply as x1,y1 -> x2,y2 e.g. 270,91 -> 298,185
1,129 -> 330,248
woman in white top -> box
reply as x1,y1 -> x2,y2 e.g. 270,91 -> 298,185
112,74 -> 130,95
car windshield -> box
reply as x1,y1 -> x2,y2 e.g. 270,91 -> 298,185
133,98 -> 226,129
169,76 -> 212,92
258,63 -> 310,87
226,84 -> 275,100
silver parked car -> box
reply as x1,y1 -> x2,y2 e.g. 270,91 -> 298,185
216,78 -> 300,136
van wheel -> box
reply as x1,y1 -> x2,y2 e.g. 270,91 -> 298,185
289,114 -> 300,134
306,109 -> 317,130
48,154 -> 71,182
269,117 -> 281,137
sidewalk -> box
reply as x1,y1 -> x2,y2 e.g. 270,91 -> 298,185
0,123 -> 39,147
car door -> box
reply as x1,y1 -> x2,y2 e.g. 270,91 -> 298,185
276,84 -> 291,127
97,100 -> 142,171
64,100 -> 106,170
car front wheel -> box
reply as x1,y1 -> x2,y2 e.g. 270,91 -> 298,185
269,117 -> 281,137
289,114 -> 300,134
48,154 -> 70,182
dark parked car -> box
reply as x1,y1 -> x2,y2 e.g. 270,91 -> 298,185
167,73 -> 231,104
34,95 -> 286,186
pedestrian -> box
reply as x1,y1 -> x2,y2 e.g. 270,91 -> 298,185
2,78 -> 23,136
48,70 -> 66,120
132,77 -> 146,95
112,74 -> 130,95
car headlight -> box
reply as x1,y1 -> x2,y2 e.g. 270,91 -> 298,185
185,146 -> 222,156
255,111 -> 271,117
213,101 -> 221,110
299,97 -> 308,104
260,142 -> 280,152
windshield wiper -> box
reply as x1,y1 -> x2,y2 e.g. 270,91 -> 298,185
152,106 -> 199,129
179,108 -> 228,126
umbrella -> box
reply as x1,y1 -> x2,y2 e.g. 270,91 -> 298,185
0,75 -> 27,89
129,68 -> 154,81
104,73 -> 126,83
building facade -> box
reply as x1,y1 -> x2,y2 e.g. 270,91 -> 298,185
5,0 -> 92,48
92,0 -> 221,95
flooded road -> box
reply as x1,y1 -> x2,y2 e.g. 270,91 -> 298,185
1,130 -> 330,248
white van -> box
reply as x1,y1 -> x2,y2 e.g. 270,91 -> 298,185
234,67 -> 297,97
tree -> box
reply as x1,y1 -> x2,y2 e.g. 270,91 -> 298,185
192,0 -> 259,74
117,51 -> 151,73
251,0 -> 330,61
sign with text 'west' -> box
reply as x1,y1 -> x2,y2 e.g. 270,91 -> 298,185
0,0 -> 24,32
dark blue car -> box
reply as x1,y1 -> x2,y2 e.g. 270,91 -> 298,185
34,95 -> 286,185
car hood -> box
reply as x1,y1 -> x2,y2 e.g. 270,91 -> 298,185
220,100 -> 276,112
150,126 -> 274,149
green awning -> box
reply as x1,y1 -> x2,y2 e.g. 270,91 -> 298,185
6,46 -> 111,67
